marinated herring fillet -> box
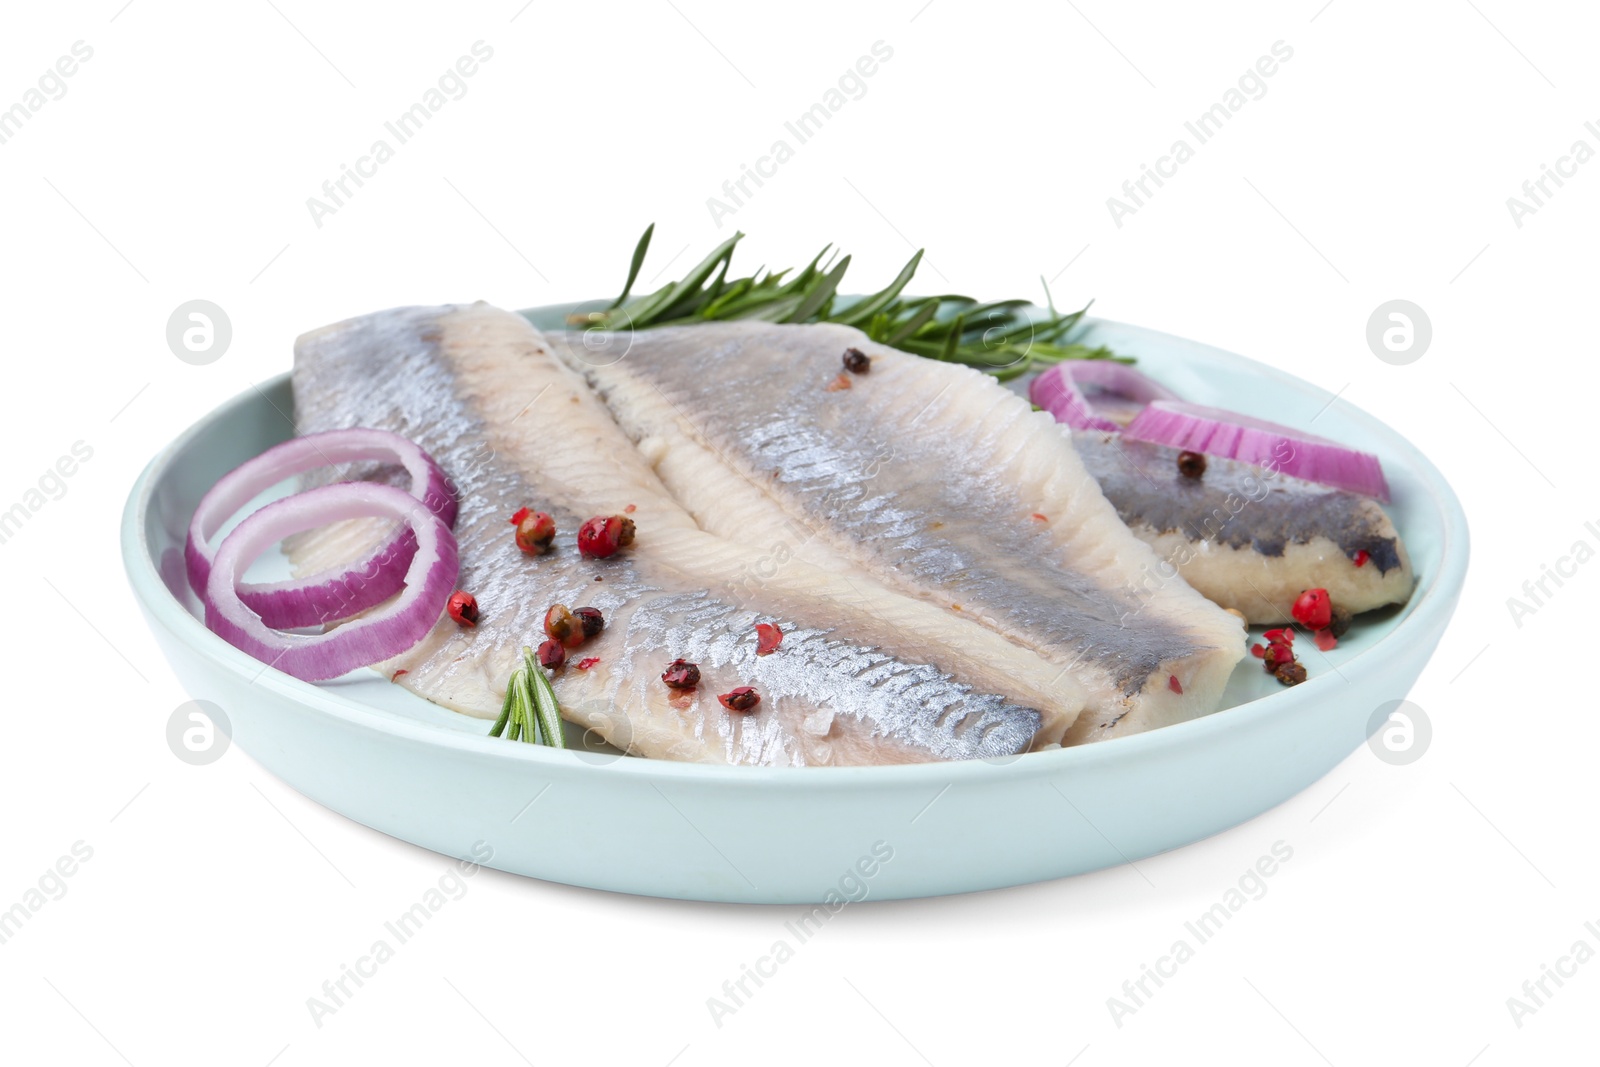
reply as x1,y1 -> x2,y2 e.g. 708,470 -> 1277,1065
1072,432 -> 1413,625
547,322 -> 1245,742
288,303 -> 1084,765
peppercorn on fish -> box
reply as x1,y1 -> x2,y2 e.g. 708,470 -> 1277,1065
288,303 -> 1086,765
546,322 -> 1246,743
1072,432 -> 1413,624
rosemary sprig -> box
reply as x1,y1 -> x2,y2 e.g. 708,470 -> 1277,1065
488,647 -> 568,748
566,226 -> 1127,381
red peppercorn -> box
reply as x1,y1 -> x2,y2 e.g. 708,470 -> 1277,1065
1352,549 -> 1370,567
575,657 -> 600,671
537,639 -> 566,669
577,515 -> 635,558
719,686 -> 761,712
544,603 -> 583,647
661,659 -> 700,690
574,606 -> 605,639
1250,643 -> 1266,658
1262,642 -> 1297,674
1274,661 -> 1307,686
446,590 -> 479,627
755,623 -> 783,656
512,508 -> 556,555
1313,628 -> 1338,652
1177,451 -> 1207,479
1327,607 -> 1352,638
1262,627 -> 1295,645
1291,588 -> 1333,630
1168,674 -> 1183,695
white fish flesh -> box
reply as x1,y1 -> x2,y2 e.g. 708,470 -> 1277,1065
288,304 -> 1086,765
547,321 -> 1246,743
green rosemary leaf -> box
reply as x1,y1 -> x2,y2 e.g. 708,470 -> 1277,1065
698,276 -> 757,319
610,223 -> 654,310
953,298 -> 1033,324
519,671 -> 536,743
937,312 -> 966,363
743,295 -> 808,323
702,251 -> 733,307
981,317 -> 1052,347
788,254 -> 851,323
891,336 -> 953,358
629,231 -> 745,326
1032,303 -> 1089,344
782,246 -> 832,295
904,316 -> 957,343
677,268 -> 787,323
830,249 -> 922,327
502,671 -> 524,742
522,646 -> 568,749
983,347 -> 1036,382
1022,341 -> 1122,362
881,298 -> 941,345
489,680 -> 515,738
909,293 -> 979,306
986,360 -> 1026,383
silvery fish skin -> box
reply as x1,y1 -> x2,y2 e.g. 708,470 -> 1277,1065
548,321 -> 1246,742
288,303 -> 1060,765
1072,432 -> 1413,624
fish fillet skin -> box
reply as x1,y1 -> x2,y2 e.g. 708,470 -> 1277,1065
1072,432 -> 1414,625
287,303 -> 1080,765
547,322 -> 1246,742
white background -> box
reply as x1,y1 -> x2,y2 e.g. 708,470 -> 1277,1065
1,1 -> 1591,1064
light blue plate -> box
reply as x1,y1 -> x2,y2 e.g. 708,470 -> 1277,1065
121,306 -> 1468,903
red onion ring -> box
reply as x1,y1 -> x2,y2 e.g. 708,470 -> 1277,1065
1029,360 -> 1179,431
204,483 -> 458,682
1124,400 -> 1392,501
186,428 -> 456,627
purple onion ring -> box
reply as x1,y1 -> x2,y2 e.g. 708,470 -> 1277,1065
1029,360 -> 1179,431
204,483 -> 458,681
186,428 -> 456,627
